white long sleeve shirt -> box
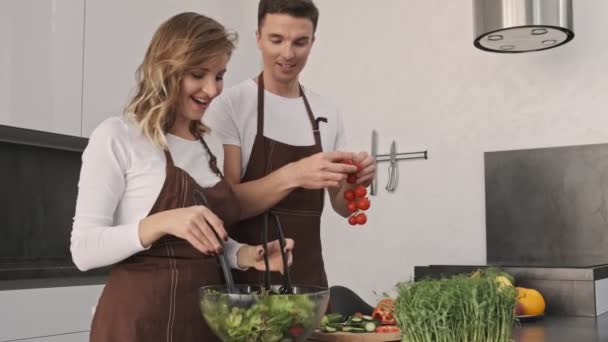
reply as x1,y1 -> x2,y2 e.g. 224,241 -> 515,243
70,115 -> 243,271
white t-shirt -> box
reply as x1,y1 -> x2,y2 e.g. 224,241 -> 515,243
204,78 -> 347,177
70,115 -> 243,271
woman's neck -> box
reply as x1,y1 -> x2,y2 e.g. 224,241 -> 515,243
168,118 -> 197,141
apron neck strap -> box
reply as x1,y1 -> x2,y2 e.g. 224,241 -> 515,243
192,128 -> 224,179
163,149 -> 175,169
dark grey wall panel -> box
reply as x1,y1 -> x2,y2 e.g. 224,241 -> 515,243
0,125 -> 88,273
0,142 -> 82,263
485,143 -> 608,267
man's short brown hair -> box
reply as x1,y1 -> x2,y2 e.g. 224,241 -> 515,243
258,0 -> 319,32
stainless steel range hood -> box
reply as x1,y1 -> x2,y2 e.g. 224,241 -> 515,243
473,0 -> 574,53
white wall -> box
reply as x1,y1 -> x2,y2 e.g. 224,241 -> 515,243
304,0 -> 608,303
0,0 -> 84,136
0,0 -> 260,137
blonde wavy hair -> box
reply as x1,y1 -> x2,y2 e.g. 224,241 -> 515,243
126,12 -> 237,148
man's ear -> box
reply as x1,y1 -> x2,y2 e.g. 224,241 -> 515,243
256,30 -> 262,49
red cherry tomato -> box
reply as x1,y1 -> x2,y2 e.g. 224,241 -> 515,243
355,162 -> 363,172
357,197 -> 371,211
343,189 -> 355,201
375,326 -> 390,333
347,201 -> 357,213
289,324 -> 304,337
346,174 -> 358,184
355,213 -> 367,225
348,216 -> 358,225
354,185 -> 367,198
386,325 -> 400,333
375,325 -> 399,333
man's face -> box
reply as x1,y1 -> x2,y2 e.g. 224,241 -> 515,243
257,13 -> 315,85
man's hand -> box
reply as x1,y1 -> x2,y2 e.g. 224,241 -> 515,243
285,151 -> 358,189
353,152 -> 377,187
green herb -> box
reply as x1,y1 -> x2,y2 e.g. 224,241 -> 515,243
200,292 -> 315,342
394,268 -> 517,342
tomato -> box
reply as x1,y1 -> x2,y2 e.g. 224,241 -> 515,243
347,201 -> 357,213
355,213 -> 367,225
353,312 -> 363,318
355,162 -> 363,172
373,311 -> 396,325
376,298 -> 396,312
354,185 -> 367,198
346,174 -> 358,184
343,189 -> 355,201
374,325 -> 399,333
356,197 -> 370,210
373,298 -> 397,325
288,324 -> 304,337
375,326 -> 388,333
348,216 -> 357,225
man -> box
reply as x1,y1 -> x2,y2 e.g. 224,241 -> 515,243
205,0 -> 376,288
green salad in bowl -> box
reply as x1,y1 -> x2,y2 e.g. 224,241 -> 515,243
199,285 -> 329,342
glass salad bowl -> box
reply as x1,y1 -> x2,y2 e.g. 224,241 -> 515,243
199,284 -> 330,342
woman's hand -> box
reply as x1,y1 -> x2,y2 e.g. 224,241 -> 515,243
237,239 -> 295,274
138,206 -> 228,255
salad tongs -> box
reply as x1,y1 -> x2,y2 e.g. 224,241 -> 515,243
262,211 -> 294,294
193,191 -> 240,295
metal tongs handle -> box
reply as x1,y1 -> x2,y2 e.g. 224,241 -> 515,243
262,211 -> 294,294
193,191 -> 239,294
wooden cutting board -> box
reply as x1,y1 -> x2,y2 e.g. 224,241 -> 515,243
307,330 -> 401,342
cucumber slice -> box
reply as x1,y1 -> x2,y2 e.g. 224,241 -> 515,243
364,322 -> 376,332
322,326 -> 337,333
362,315 -> 374,321
341,326 -> 354,332
326,313 -> 344,323
350,317 -> 363,323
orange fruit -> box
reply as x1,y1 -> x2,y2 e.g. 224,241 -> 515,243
516,287 -> 545,316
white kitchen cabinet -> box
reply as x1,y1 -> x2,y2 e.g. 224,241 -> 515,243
0,285 -> 104,341
81,0 -> 260,137
0,0 -> 84,136
14,331 -> 89,342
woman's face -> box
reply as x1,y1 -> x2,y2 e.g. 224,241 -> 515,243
176,53 -> 229,123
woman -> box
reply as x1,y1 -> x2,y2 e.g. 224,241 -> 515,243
70,12 -> 293,341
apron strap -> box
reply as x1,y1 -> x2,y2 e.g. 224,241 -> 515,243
300,85 -> 322,147
256,72 -> 322,156
192,128 -> 224,179
257,73 -> 266,137
163,150 -> 175,169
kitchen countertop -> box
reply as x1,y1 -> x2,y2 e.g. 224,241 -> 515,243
0,260 -> 108,290
513,314 -> 608,341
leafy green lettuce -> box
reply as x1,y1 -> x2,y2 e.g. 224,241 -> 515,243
201,292 -> 315,342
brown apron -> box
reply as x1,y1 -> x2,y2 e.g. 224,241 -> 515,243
231,73 -> 327,288
90,136 -> 240,342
